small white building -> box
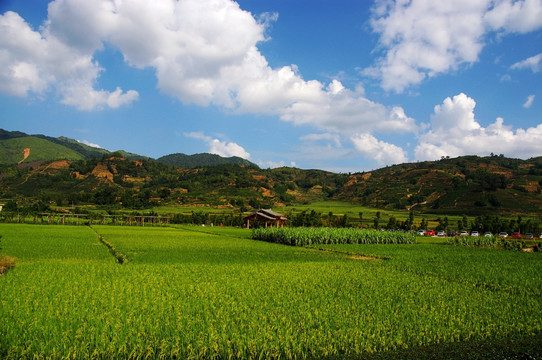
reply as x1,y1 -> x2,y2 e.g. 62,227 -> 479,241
0,204 -> 3,212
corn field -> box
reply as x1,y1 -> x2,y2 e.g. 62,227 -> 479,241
252,227 -> 416,246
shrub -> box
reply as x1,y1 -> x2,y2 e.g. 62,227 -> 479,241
0,255 -> 16,274
0,234 -> 17,274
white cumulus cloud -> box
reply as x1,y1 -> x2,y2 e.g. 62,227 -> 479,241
184,132 -> 250,159
484,0 -> 542,33
0,10 -> 138,110
255,159 -> 297,169
77,139 -> 102,148
366,0 -> 542,92
351,133 -> 408,165
415,93 -> 542,160
0,0 -> 417,136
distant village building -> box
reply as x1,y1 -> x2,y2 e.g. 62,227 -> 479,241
244,209 -> 287,228
0,203 -> 3,212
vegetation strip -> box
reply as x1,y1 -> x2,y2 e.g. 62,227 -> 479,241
0,234 -> 17,275
0,255 -> 16,275
252,227 -> 416,246
447,234 -> 541,251
90,226 -> 128,264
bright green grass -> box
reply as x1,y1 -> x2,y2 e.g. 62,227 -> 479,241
172,224 -> 253,239
1,224 -> 541,359
0,136 -> 84,165
91,225 -> 321,265
314,243 -> 542,297
0,224 -> 112,262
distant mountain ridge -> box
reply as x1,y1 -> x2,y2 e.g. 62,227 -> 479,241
1,145 -> 542,216
2,129 -> 542,216
0,129 -> 255,168
156,153 -> 256,168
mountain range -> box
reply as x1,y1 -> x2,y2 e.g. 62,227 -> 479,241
0,129 -> 256,168
1,129 -> 542,216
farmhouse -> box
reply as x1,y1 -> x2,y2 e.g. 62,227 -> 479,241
244,209 -> 287,228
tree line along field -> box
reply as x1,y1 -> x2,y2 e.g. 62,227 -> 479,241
0,224 -> 541,359
4,200 -> 540,238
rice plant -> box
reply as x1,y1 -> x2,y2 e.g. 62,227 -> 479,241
0,224 -> 540,359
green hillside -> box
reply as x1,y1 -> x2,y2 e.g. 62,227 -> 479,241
157,152 -> 256,168
0,136 -> 85,165
341,155 -> 542,215
45,136 -> 109,159
1,129 -> 541,217
0,129 -> 253,167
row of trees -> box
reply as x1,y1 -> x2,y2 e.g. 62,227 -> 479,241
2,197 -> 540,234
281,210 -> 540,235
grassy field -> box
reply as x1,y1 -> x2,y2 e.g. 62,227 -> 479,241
0,224 -> 541,359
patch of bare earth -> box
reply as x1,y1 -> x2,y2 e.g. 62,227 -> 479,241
18,147 -> 30,164
73,171 -> 87,180
20,160 -> 71,184
523,181 -> 539,192
43,160 -> 70,171
91,163 -> 114,181
122,175 -> 150,183
260,187 -> 274,197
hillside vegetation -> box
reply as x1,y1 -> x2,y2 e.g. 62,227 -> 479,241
157,152 -> 255,168
343,155 -> 542,214
0,129 -> 109,164
0,136 -> 85,165
0,129 -> 255,167
1,150 -> 542,216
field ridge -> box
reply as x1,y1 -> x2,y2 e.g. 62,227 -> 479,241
89,226 -> 129,264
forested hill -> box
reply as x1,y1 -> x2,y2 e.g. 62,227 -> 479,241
342,155 -> 542,215
1,152 -> 542,216
156,153 -> 256,168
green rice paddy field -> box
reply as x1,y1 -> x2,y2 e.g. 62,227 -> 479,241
0,224 -> 541,359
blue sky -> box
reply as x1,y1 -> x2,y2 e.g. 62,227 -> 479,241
1,0 -> 541,172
